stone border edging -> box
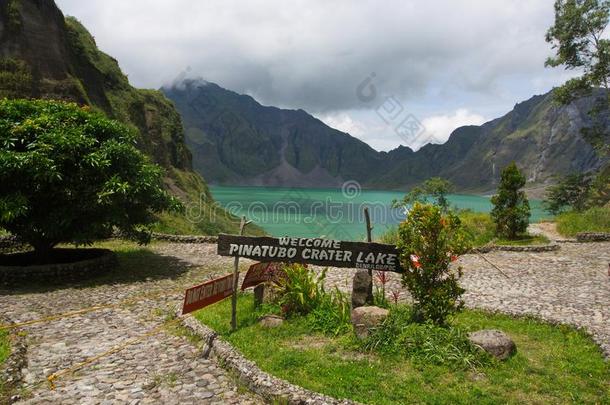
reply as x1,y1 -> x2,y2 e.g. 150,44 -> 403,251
150,233 -> 218,244
0,236 -> 28,254
471,243 -> 560,254
179,314 -> 360,405
576,232 -> 610,242
0,249 -> 118,285
0,316 -> 27,403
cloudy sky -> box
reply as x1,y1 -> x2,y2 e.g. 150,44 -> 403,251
55,0 -> 576,151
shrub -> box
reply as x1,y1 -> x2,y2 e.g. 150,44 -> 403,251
491,162 -> 530,239
273,264 -> 327,316
394,177 -> 454,213
397,203 -> 471,325
544,173 -> 592,214
273,264 -> 352,336
0,99 -> 180,262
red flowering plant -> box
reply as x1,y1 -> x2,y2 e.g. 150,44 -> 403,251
397,202 -> 471,326
373,271 -> 390,307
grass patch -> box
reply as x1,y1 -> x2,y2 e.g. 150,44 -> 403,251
380,212 -> 550,248
0,329 -> 10,402
556,206 -> 610,237
195,294 -> 609,405
0,329 -> 9,365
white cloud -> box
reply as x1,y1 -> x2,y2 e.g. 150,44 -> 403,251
419,109 -> 486,148
52,0 -> 579,152
317,112 -> 368,138
55,0 -> 572,115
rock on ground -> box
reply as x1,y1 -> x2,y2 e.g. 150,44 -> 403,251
468,329 -> 516,360
351,306 -> 389,340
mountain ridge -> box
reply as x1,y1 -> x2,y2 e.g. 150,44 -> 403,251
164,79 -> 608,192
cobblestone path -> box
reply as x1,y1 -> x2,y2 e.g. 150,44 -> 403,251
1,242 -> 262,404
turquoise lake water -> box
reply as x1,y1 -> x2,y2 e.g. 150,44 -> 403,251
209,185 -> 549,240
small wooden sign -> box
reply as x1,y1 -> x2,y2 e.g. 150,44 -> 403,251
182,273 -> 235,315
218,234 -> 403,273
241,262 -> 287,290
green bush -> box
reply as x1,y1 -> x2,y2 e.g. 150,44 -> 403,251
393,177 -> 454,213
273,264 -> 327,316
556,206 -> 610,236
273,264 -> 351,336
363,305 -> 488,369
397,203 -> 471,325
491,162 -> 531,239
544,173 -> 592,214
0,99 -> 180,261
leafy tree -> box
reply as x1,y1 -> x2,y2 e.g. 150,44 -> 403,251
544,173 -> 592,214
0,99 -> 181,262
394,177 -> 455,212
546,0 -> 610,156
397,203 -> 471,326
491,163 -> 531,239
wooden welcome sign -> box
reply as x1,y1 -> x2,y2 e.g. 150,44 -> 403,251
217,234 -> 404,273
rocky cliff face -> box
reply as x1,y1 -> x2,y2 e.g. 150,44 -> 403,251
163,80 -> 384,188
0,0 -> 255,235
165,79 -> 608,192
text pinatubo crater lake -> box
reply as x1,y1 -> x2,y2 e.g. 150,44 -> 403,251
217,234 -> 404,273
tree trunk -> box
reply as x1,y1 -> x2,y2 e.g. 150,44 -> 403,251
31,240 -> 55,264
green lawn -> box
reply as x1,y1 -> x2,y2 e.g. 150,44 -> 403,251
556,206 -> 610,237
196,294 -> 609,405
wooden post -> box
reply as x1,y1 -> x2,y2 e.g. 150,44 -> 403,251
364,207 -> 374,305
231,216 -> 251,331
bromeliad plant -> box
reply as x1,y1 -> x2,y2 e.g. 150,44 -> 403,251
397,202 -> 471,326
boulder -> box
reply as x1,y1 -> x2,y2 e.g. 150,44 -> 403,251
351,269 -> 373,308
468,329 -> 516,360
351,306 -> 389,340
259,315 -> 284,328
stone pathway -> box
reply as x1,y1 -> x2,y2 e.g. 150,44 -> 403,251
0,242 -> 262,404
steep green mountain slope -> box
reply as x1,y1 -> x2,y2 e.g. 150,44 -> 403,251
165,80 -> 608,192
0,0 -> 261,235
